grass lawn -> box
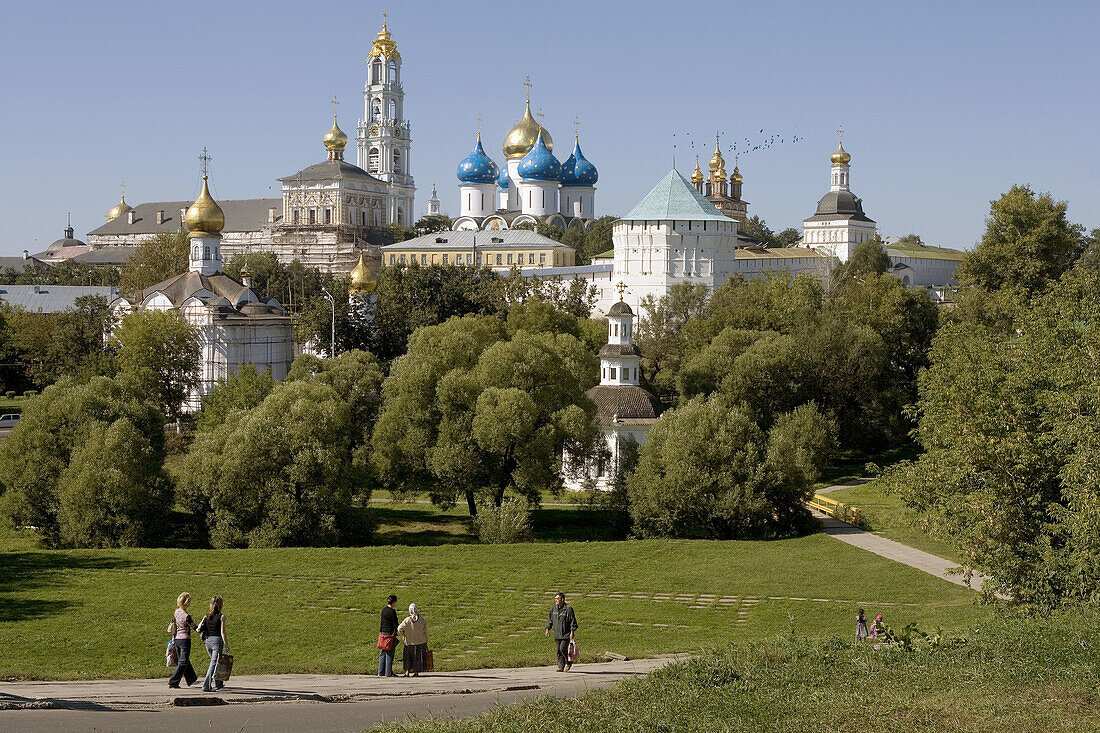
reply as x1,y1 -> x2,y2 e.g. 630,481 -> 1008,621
373,609 -> 1100,732
0,535 -> 990,681
827,481 -> 963,564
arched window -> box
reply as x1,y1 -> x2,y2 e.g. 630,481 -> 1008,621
397,207 -> 404,225
372,60 -> 382,84
388,60 -> 397,83
369,147 -> 380,173
389,100 -> 397,119
372,101 -> 381,121
393,149 -> 402,174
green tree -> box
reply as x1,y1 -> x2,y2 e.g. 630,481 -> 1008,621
182,380 -> 364,547
371,316 -> 599,515
414,214 -> 453,234
56,417 -> 171,547
628,397 -> 833,539
832,236 -> 891,286
113,310 -> 200,419
196,363 -> 276,431
6,295 -> 117,388
957,185 -> 1084,297
0,375 -> 167,546
743,216 -> 800,248
287,349 -> 384,443
2,260 -> 120,287
119,231 -> 189,294
636,282 -> 712,398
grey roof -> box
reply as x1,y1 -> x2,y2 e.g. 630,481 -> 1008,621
140,271 -> 252,308
71,246 -> 133,266
45,227 -> 88,253
385,229 -> 569,251
0,285 -> 119,313
0,255 -> 48,273
586,384 -> 663,425
608,301 -> 633,316
621,169 -> 731,222
279,159 -> 382,183
524,263 -> 613,277
88,198 -> 281,236
599,343 -> 641,358
806,190 -> 875,223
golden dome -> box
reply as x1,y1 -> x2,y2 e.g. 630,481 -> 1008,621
106,194 -> 132,221
323,115 -> 348,151
732,163 -> 742,183
708,141 -> 726,174
367,23 -> 401,60
349,253 -> 378,294
831,131 -> 851,165
184,176 -> 225,238
503,100 -> 552,159
691,160 -> 704,184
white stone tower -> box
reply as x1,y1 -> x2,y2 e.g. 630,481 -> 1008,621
427,183 -> 441,216
186,151 -> 225,276
802,128 -> 877,263
357,16 -> 414,226
601,297 -> 641,387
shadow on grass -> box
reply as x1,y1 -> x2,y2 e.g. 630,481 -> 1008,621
0,552 -> 140,623
372,506 -> 476,546
531,508 -> 626,543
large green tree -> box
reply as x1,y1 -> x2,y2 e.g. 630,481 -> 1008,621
831,236 -> 891,287
5,295 -> 117,388
113,310 -> 200,420
182,380 -> 365,547
0,375 -> 167,546
628,398 -> 834,538
371,315 -> 599,515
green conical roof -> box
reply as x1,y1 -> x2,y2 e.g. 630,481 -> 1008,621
621,169 -> 730,222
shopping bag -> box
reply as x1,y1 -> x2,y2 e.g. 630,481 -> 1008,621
216,652 -> 234,681
166,640 -> 178,668
424,649 -> 434,673
567,640 -> 579,663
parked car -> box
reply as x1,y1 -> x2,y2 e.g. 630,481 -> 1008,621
0,413 -> 20,429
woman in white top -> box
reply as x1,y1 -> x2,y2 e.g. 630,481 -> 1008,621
398,604 -> 429,677
167,592 -> 199,688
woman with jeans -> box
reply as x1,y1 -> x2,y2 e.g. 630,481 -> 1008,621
199,595 -> 229,692
378,595 -> 398,677
168,592 -> 198,688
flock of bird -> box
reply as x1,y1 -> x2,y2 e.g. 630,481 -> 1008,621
673,129 -> 804,164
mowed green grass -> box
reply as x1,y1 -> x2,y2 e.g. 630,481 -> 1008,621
827,481 -> 963,563
0,534 -> 989,680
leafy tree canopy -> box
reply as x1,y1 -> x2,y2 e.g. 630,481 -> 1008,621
113,309 -> 200,420
119,231 -> 188,294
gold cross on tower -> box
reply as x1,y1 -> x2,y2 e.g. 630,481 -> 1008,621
332,96 -> 339,116
198,147 -> 211,177
381,10 -> 387,25
838,125 -> 843,143
476,114 -> 482,136
616,281 -> 627,302
523,75 -> 532,101
120,180 -> 126,197
574,117 -> 580,140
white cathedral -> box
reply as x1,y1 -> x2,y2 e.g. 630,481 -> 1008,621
451,89 -> 600,233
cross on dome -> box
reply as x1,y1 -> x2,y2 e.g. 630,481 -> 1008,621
523,75 -> 532,101
198,147 -> 211,177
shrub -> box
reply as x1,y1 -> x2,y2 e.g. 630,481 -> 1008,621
476,498 -> 532,544
22,390 -> 36,398
5,391 -> 15,399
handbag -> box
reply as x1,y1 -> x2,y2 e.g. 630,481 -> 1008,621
216,652 -> 234,681
377,632 -> 396,651
166,640 -> 178,668
424,649 -> 434,673
567,640 -> 579,663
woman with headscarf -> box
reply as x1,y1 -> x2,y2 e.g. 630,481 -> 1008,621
397,603 -> 429,677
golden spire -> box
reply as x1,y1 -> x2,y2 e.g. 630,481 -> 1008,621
691,157 -> 704,185
349,253 -> 378,294
831,125 -> 851,165
368,13 -> 400,60
185,175 -> 225,239
732,156 -> 743,183
106,182 -> 132,221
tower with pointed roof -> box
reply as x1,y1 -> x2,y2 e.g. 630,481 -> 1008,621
357,16 -> 414,226
457,132 -> 499,218
427,183 -> 441,216
802,129 -> 876,262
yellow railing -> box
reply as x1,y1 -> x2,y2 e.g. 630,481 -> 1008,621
807,493 -> 865,528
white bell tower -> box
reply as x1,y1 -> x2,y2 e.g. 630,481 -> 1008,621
357,14 -> 415,226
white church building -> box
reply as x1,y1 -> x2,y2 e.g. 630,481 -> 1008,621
563,296 -> 662,491
111,173 -> 295,413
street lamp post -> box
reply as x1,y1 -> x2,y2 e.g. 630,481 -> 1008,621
321,287 -> 336,358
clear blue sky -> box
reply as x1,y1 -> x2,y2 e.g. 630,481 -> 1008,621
2,0 -> 1096,255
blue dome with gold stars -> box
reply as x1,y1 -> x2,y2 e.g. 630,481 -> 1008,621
497,166 -> 509,190
457,134 -> 499,184
560,138 -> 598,187
517,130 -> 561,182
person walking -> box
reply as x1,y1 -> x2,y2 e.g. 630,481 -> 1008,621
856,608 -> 868,642
167,592 -> 199,688
545,592 -> 578,672
397,603 -> 428,677
378,595 -> 399,677
199,595 -> 229,692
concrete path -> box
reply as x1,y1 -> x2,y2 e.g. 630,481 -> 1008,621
0,656 -> 681,715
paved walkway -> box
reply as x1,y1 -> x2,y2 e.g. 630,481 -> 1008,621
0,656 -> 682,713
814,481 -> 997,595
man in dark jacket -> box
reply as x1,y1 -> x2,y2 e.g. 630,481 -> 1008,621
545,592 -> 578,671
379,595 -> 398,677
